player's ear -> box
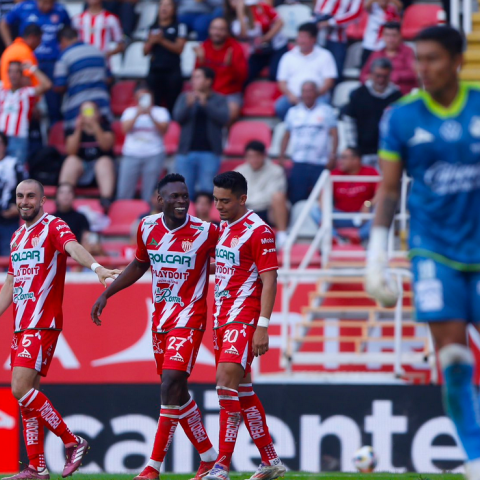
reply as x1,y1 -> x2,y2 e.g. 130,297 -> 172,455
239,194 -> 247,206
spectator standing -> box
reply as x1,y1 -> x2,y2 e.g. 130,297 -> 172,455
0,60 -> 51,165
173,67 -> 229,196
225,0 -> 287,83
315,0 -> 363,80
360,22 -> 418,95
361,0 -> 402,66
235,140 -> 289,247
275,23 -> 337,121
1,23 -> 42,89
54,26 -> 111,131
0,0 -> 71,124
0,132 -> 24,256
59,101 -> 115,210
73,0 -> 125,60
177,0 -> 223,41
195,17 -> 248,122
117,83 -> 170,202
144,0 -> 187,113
343,57 -> 402,168
280,81 -> 338,205
103,0 -> 138,39
194,191 -> 216,223
311,147 -> 379,242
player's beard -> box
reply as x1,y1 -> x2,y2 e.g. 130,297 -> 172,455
19,204 -> 41,222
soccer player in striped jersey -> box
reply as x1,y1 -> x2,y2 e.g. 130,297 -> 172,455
0,179 -> 120,480
206,172 -> 285,480
92,174 -> 218,480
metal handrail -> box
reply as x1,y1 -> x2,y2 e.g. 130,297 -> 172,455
451,0 -> 472,34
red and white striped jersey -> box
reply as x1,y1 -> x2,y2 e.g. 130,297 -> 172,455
362,3 -> 400,51
314,0 -> 363,42
8,213 -> 77,333
0,87 -> 36,138
214,211 -> 278,329
135,213 -> 218,333
73,10 -> 123,54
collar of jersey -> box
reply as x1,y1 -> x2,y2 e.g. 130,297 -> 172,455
225,209 -> 252,229
25,212 -> 48,231
420,82 -> 468,119
161,213 -> 189,233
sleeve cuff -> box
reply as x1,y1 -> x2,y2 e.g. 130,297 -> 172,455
135,255 -> 150,264
258,266 -> 279,274
378,149 -> 401,162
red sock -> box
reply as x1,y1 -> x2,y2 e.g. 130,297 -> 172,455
179,397 -> 214,457
239,384 -> 279,465
150,405 -> 180,463
216,387 -> 242,469
19,389 -> 77,446
21,407 -> 45,471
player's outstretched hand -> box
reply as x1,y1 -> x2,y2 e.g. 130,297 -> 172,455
96,267 -> 122,288
91,294 -> 107,326
252,326 -> 269,357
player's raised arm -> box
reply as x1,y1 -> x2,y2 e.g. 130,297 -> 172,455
64,241 -> 122,287
0,273 -> 13,318
253,269 -> 277,357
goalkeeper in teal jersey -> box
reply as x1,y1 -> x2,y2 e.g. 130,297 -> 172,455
366,26 -> 480,479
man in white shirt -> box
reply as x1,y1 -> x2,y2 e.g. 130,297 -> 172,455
275,22 -> 337,120
280,81 -> 338,205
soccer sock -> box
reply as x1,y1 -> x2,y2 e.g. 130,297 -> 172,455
239,384 -> 280,466
179,396 -> 217,461
216,386 -> 242,470
21,407 -> 46,471
439,344 -> 480,460
150,405 -> 180,465
18,389 -> 78,446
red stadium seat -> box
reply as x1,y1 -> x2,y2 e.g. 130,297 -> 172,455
74,198 -> 103,214
43,199 -> 57,214
48,121 -> 66,155
401,4 -> 444,40
224,121 -> 272,157
102,199 -> 150,236
218,159 -> 243,173
241,81 -> 282,117
111,81 -> 136,117
112,121 -> 125,156
164,121 -> 181,155
346,10 -> 368,41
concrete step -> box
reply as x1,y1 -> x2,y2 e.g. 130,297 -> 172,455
460,69 -> 480,80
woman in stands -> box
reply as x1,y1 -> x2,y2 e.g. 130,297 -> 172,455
144,0 -> 187,112
225,0 -> 287,83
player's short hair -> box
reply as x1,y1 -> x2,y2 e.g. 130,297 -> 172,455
157,173 -> 186,194
298,22 -> 318,38
415,25 -> 464,56
20,179 -> 45,197
370,57 -> 393,72
195,191 -> 214,203
23,24 -> 42,38
0,131 -> 8,148
345,146 -> 362,159
56,182 -> 76,196
58,26 -> 78,42
383,21 -> 401,32
195,66 -> 216,83
134,80 -> 151,93
245,140 -> 266,155
213,171 -> 248,197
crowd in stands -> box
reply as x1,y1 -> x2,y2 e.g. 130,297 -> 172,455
0,0 -> 440,260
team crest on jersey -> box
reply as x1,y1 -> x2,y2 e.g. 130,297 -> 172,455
440,120 -> 462,142
31,236 -> 40,247
182,240 -> 193,252
231,237 -> 239,248
470,117 -> 480,138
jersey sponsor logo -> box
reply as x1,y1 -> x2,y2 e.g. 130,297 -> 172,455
154,287 -> 184,307
261,238 -> 274,244
243,222 -> 252,229
408,128 -> 435,147
424,161 -> 480,195
190,225 -> 204,231
170,351 -> 185,362
153,270 -> 189,280
148,250 -> 193,268
470,117 -> 480,138
56,224 -> 69,231
182,240 -> 193,252
216,246 -> 240,265
144,221 -> 158,226
148,238 -> 159,246
15,267 -> 40,277
263,248 -> 276,255
440,120 -> 462,142
59,231 -> 71,238
11,248 -> 44,265
17,348 -> 32,359
214,285 -> 231,299
215,265 -> 235,276
263,227 -> 272,234
225,345 -> 239,355
13,287 -> 36,304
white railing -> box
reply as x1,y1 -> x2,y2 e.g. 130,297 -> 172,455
451,0 -> 473,34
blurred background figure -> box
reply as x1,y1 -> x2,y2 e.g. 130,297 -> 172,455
194,191 -> 217,224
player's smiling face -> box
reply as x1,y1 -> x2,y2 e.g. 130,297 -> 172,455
213,186 -> 247,223
16,182 -> 46,224
159,182 -> 189,224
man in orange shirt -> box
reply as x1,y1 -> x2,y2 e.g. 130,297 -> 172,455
1,24 -> 42,89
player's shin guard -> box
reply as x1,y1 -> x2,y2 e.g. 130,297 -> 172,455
18,389 -> 77,446
216,387 -> 242,469
180,396 -> 217,461
21,407 -> 46,471
438,344 -> 480,461
150,405 -> 180,466
239,384 -> 281,466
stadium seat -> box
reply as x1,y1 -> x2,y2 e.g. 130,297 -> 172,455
102,199 -> 150,236
218,159 -> 243,173
277,4 -> 313,40
346,10 -> 368,41
401,4 -> 444,40
164,121 -> 181,155
241,81 -> 282,117
342,42 -> 363,80
224,121 -> 272,157
269,122 -> 293,158
332,80 -> 361,109
111,81 -> 136,117
112,121 -> 125,156
181,41 -> 199,78
74,199 -> 103,214
120,42 -> 149,78
133,1 -> 159,40
43,199 -> 56,214
48,121 -> 66,155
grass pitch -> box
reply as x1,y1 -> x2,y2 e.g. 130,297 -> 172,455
0,473 -> 465,480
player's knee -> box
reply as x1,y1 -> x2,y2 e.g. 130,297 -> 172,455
161,372 -> 186,404
11,378 -> 33,401
438,344 -> 474,369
